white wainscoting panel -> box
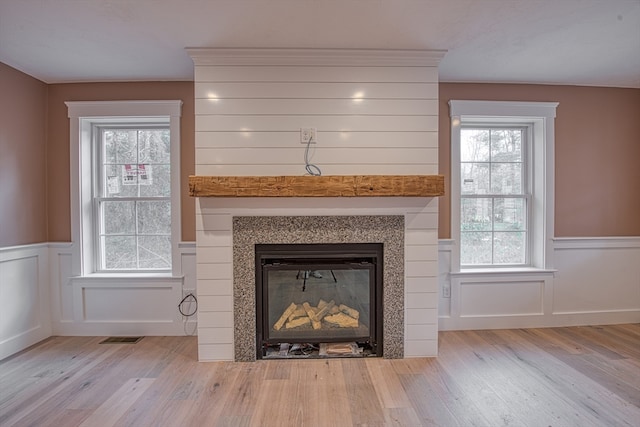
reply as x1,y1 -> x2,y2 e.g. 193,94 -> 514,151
439,237 -> 640,330
0,244 -> 51,360
552,237 -> 640,318
48,242 -> 194,338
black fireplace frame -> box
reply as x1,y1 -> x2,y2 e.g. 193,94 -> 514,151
255,243 -> 384,358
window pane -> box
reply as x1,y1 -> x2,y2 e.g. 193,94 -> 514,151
110,130 -> 138,163
138,165 -> 171,197
104,130 -> 117,164
138,236 -> 171,269
461,163 -> 490,195
491,163 -> 522,194
491,129 -> 522,162
494,232 -> 526,264
461,129 -> 490,162
103,236 -> 137,269
494,198 -> 526,231
137,201 -> 171,234
138,130 -> 170,164
461,198 -> 492,231
461,232 -> 492,265
102,201 -> 135,234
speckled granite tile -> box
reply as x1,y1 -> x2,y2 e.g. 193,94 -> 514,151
232,215 -> 405,361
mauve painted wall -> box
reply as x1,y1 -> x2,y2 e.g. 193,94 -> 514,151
2,67 -> 639,246
46,82 -> 195,242
0,63 -> 48,247
439,83 -> 640,238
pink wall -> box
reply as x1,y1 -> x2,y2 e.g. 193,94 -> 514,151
2,65 -> 638,247
0,63 -> 48,247
439,83 -> 640,238
46,82 -> 195,242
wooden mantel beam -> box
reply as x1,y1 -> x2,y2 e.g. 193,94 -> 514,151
188,175 -> 445,197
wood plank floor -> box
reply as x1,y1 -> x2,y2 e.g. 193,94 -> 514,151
1,324 -> 638,427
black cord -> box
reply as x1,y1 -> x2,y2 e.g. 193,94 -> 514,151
304,133 -> 322,176
178,293 -> 198,317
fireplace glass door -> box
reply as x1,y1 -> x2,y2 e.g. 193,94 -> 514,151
256,243 -> 382,358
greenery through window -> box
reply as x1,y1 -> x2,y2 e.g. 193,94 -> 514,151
460,127 -> 528,265
96,126 -> 172,270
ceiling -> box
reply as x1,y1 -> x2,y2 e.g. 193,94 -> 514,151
1,0 -> 639,88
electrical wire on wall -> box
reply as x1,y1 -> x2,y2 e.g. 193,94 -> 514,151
179,292 -> 198,336
304,133 -> 322,176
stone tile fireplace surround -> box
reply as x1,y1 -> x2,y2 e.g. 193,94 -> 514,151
233,215 -> 404,361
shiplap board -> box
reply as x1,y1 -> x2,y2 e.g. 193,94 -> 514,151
198,343 -> 234,361
405,339 -> 438,357
405,244 -> 438,262
196,279 -> 233,296
195,82 -> 438,99
195,131 -> 439,149
195,66 -> 439,83
194,164 -> 440,176
197,312 -> 234,329
197,327 -> 234,344
196,262 -> 233,280
195,99 -> 439,115
405,292 -> 438,309
198,295 -> 234,312
195,115 -> 438,132
194,147 -> 438,166
405,277 -> 438,293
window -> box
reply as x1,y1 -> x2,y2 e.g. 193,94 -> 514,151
449,101 -> 558,272
460,126 -> 528,265
95,126 -> 171,270
67,101 -> 182,275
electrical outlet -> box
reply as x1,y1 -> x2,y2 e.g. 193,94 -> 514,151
442,284 -> 451,298
300,127 -> 317,143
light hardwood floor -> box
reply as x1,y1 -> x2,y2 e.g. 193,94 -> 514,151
1,324 -> 638,427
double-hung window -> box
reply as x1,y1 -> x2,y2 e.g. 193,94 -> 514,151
460,126 -> 528,266
95,126 -> 171,270
67,100 -> 182,276
449,100 -> 558,272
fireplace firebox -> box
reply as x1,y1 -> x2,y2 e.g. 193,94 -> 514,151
256,243 -> 383,358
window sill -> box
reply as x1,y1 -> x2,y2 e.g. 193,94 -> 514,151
451,267 -> 556,277
71,272 -> 183,282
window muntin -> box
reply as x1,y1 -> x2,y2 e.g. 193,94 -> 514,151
95,126 -> 172,271
459,126 -> 529,266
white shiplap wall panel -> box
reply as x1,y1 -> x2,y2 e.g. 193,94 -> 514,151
196,131 -> 439,149
195,65 -> 439,83
192,49 -> 443,360
195,82 -> 438,99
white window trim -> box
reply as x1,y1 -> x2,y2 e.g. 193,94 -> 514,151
449,100 -> 558,274
67,100 -> 182,277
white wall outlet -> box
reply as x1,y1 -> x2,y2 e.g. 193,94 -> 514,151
300,128 -> 317,143
442,283 -> 451,298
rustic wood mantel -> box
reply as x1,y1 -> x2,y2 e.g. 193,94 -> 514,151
188,175 -> 445,197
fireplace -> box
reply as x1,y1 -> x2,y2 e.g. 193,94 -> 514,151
256,243 -> 383,358
231,215 -> 406,361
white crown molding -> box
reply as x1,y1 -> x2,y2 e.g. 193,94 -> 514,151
186,47 -> 447,67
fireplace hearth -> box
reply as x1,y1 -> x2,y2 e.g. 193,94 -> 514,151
256,243 -> 383,359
